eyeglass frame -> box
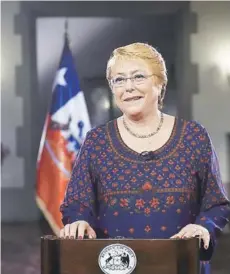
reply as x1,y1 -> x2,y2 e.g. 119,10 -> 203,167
109,73 -> 155,88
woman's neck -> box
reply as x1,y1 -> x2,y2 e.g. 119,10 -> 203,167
123,110 -> 162,132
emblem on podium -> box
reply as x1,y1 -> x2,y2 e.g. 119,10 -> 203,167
98,243 -> 137,274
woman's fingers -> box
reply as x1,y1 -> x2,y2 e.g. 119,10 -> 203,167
170,232 -> 183,239
64,224 -> 71,238
185,226 -> 210,249
170,234 -> 180,239
201,230 -> 210,249
76,223 -> 97,239
86,226 -> 97,239
170,227 -> 187,239
59,227 -> 65,238
76,221 -> 91,239
60,221 -> 96,239
182,228 -> 198,238
69,222 -> 80,239
170,224 -> 210,250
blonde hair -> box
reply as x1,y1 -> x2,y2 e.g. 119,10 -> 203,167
106,42 -> 168,109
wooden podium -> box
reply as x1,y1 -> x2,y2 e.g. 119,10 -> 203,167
41,235 -> 199,274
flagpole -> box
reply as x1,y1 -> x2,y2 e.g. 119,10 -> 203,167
64,18 -> 69,44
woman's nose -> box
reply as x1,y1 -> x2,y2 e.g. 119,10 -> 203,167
124,78 -> 135,92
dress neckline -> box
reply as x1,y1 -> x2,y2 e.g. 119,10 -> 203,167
107,116 -> 186,163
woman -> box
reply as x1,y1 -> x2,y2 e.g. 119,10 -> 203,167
60,43 -> 230,273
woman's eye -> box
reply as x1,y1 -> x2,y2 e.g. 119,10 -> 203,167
114,77 -> 125,83
134,74 -> 145,80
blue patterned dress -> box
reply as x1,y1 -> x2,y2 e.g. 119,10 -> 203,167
60,118 -> 230,274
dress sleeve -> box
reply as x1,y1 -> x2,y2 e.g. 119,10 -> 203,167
195,127 -> 230,261
60,130 -> 97,228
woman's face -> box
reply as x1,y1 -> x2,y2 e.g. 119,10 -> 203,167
110,58 -> 161,118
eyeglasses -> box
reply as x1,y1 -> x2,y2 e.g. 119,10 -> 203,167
110,73 -> 154,88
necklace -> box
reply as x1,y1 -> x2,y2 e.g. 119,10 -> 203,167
123,112 -> 164,138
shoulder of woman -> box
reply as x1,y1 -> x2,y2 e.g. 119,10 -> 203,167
180,119 -> 213,148
83,120 -> 114,144
85,123 -> 108,137
178,118 -> 209,135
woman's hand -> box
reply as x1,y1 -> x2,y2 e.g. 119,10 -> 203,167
170,224 -> 210,249
59,221 -> 97,239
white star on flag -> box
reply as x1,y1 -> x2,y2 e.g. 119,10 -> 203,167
52,67 -> 67,91
66,141 -> 76,152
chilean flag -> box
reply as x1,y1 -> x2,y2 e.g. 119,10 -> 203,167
36,35 -> 91,235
